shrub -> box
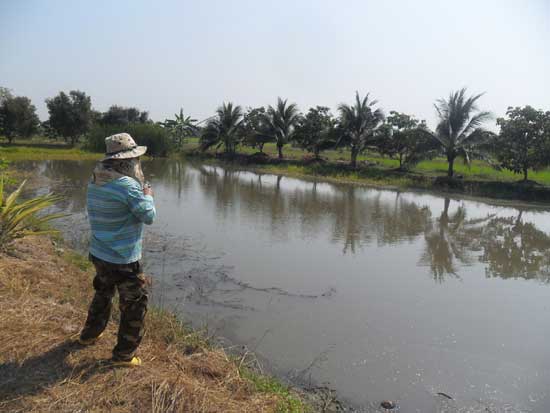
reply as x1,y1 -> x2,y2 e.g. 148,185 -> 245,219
86,123 -> 172,157
0,177 -> 65,251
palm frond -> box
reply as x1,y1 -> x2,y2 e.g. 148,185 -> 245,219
457,111 -> 492,140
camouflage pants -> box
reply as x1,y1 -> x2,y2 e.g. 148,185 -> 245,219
80,255 -> 148,361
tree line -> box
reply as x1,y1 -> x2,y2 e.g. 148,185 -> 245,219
200,90 -> 550,181
1,86 -> 549,181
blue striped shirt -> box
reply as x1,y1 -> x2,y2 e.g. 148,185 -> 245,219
87,177 -> 156,264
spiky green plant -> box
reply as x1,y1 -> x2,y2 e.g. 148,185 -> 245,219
0,176 -> 66,250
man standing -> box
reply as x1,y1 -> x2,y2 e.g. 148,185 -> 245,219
79,133 -> 156,367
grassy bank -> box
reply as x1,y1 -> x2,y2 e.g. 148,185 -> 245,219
0,143 -> 102,161
181,142 -> 550,203
0,236 -> 309,412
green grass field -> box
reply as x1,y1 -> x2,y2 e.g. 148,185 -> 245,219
0,146 -> 102,161
0,141 -> 102,161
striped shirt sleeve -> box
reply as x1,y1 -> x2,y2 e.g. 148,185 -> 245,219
125,178 -> 156,225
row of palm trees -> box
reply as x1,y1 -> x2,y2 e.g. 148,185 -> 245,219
198,88 -> 493,177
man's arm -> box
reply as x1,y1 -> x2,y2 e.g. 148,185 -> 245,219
127,179 -> 156,225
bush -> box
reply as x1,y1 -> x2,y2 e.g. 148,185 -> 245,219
0,177 -> 65,251
86,123 -> 172,157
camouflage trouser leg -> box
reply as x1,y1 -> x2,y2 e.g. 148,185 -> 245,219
81,255 -> 148,361
80,261 -> 116,341
113,267 -> 148,361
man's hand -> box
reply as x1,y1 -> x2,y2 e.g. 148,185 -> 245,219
143,185 -> 154,197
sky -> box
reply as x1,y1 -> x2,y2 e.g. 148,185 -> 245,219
1,0 -> 549,128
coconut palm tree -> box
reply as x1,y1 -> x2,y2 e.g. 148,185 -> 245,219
265,97 -> 300,159
200,102 -> 243,155
337,92 -> 385,168
432,88 -> 493,177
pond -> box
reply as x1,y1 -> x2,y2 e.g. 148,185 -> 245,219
20,159 -> 550,412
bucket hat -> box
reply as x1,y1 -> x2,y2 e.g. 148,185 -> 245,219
102,133 -> 147,161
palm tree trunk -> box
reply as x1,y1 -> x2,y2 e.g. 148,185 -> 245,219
350,147 -> 359,168
447,154 -> 455,177
277,143 -> 283,159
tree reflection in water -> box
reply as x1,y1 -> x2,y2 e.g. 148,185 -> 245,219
477,211 -> 550,281
188,165 -> 550,282
42,160 -> 92,213
420,198 -> 487,281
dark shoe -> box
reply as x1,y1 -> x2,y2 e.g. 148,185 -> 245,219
77,332 -> 104,345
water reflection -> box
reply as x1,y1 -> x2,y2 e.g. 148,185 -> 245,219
42,160 -> 91,212
478,212 -> 550,281
178,163 -> 550,283
420,198 -> 485,281
35,159 -> 550,283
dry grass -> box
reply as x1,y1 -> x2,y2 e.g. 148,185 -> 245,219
0,236 -> 289,413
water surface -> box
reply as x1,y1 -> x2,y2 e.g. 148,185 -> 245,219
24,159 -> 550,412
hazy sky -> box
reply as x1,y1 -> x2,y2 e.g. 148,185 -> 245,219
1,0 -> 549,128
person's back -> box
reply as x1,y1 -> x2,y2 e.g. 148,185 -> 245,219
79,133 -> 156,367
87,176 -> 155,264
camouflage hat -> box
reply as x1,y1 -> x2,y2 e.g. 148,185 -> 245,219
102,133 -> 147,161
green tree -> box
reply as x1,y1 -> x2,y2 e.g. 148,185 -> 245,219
0,87 -> 13,104
432,88 -> 493,177
378,111 -> 436,170
39,120 -> 58,140
200,102 -> 243,155
162,108 -> 198,147
337,92 -> 385,168
495,106 -> 550,182
0,96 -> 40,143
293,106 -> 336,159
46,90 -> 93,146
265,97 -> 300,159
241,106 -> 273,153
101,105 -> 150,126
